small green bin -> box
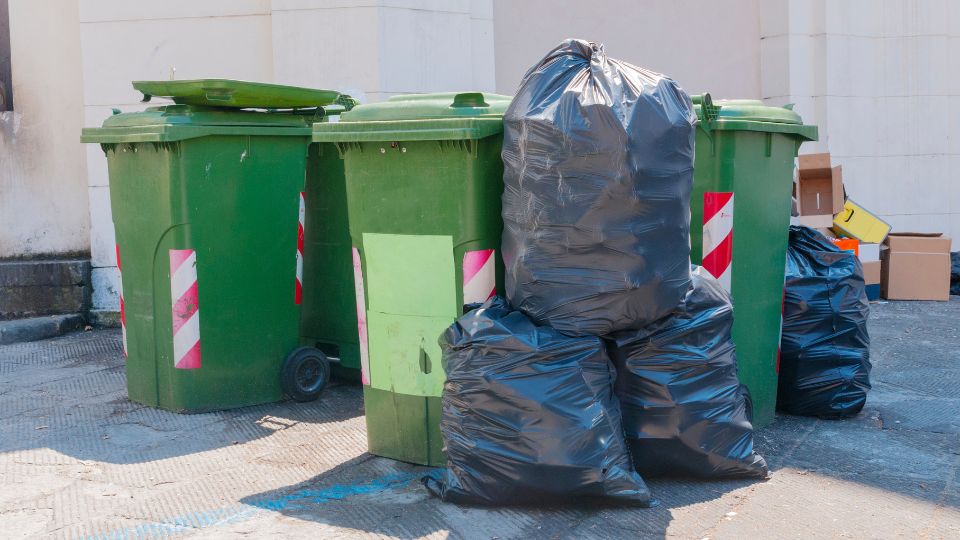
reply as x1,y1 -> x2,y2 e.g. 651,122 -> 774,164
82,79 -> 348,412
313,92 -> 512,466
690,95 -> 818,428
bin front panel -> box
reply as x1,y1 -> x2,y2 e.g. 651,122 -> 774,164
107,135 -> 306,412
342,135 -> 504,466
690,129 -> 802,428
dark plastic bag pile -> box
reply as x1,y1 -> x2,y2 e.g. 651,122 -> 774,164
501,39 -> 697,336
425,297 -> 651,507
607,267 -> 768,479
950,252 -> 960,296
779,226 -> 871,418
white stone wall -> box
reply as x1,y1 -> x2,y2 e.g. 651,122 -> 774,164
79,0 -> 496,311
492,0 -> 763,98
761,0 -> 960,247
270,0 -> 495,102
0,0 -> 89,258
4,0 -> 957,313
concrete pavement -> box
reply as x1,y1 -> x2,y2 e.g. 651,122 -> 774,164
1,300 -> 958,539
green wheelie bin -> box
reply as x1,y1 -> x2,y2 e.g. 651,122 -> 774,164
299,107 -> 365,380
690,94 -> 818,428
313,92 -> 512,466
82,79 -> 353,412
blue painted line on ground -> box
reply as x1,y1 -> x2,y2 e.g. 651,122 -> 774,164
80,469 -> 440,540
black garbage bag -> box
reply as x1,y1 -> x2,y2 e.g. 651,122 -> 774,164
424,297 -> 651,507
779,226 -> 871,418
606,267 -> 768,479
501,39 -> 697,336
950,252 -> 960,296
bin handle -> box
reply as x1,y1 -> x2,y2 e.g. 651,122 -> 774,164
203,88 -> 234,103
840,208 -> 854,223
697,93 -> 719,135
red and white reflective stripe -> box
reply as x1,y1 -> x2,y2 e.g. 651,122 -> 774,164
295,191 -> 305,305
169,249 -> 201,370
352,247 -> 370,385
702,192 -> 734,292
115,244 -> 127,358
463,249 -> 496,305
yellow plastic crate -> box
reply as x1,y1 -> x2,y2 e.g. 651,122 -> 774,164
832,199 -> 891,244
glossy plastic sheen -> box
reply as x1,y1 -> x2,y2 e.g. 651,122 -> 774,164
501,39 -> 696,336
427,297 -> 651,506
779,227 -> 871,418
83,107 -> 310,411
689,98 -> 817,428
607,267 -> 768,479
133,79 -> 341,109
314,92 -> 507,466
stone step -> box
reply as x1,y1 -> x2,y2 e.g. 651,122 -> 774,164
0,314 -> 86,345
0,259 -> 91,319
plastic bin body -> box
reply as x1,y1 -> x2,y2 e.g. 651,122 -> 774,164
300,140 -> 362,378
82,87 -> 336,412
689,97 -> 817,428
313,92 -> 511,466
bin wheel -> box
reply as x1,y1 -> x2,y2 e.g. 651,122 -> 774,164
281,347 -> 330,402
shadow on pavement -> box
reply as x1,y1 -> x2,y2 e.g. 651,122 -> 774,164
0,329 -> 364,465
238,301 -> 960,537
240,453 -> 766,539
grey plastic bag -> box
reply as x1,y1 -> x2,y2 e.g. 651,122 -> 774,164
779,226 -> 871,418
501,39 -> 697,336
424,297 -> 651,506
607,267 -> 768,479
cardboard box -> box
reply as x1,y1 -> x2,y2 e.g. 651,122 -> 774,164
859,243 -> 880,262
862,260 -> 881,284
796,154 -> 844,229
881,233 -> 952,301
833,199 -> 892,244
797,166 -> 845,216
798,153 -> 832,177
794,214 -> 835,229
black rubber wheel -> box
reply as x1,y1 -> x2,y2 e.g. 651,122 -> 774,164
281,347 -> 330,402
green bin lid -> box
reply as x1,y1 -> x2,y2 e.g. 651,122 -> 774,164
81,104 -> 336,144
692,94 -> 818,141
133,79 -> 342,109
313,92 -> 512,143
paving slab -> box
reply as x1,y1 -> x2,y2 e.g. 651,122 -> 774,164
0,299 -> 958,539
